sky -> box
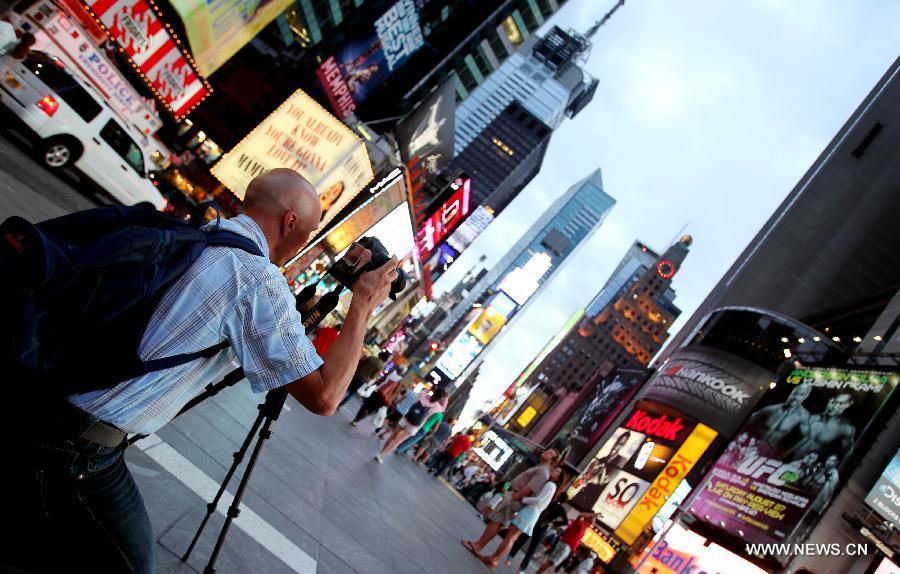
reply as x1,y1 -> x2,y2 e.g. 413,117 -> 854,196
430,0 -> 900,422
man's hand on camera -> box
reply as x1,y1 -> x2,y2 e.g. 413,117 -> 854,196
350,256 -> 398,314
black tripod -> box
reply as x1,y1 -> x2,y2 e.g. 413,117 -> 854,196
178,285 -> 341,573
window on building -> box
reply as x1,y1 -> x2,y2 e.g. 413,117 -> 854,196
501,14 -> 524,46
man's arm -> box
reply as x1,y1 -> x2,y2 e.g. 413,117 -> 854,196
286,257 -> 397,415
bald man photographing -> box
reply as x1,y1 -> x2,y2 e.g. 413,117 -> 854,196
1,169 -> 398,574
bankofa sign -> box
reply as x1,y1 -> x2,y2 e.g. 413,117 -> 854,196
212,89 -> 373,232
642,346 -> 772,437
84,0 -> 210,117
691,366 -> 897,545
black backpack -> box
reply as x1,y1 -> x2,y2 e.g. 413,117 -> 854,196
0,203 -> 263,394
404,400 -> 429,426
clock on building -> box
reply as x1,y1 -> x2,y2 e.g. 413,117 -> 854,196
656,259 -> 677,279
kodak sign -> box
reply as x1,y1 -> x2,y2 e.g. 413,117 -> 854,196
623,409 -> 689,443
614,423 -> 717,544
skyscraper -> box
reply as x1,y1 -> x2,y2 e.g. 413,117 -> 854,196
425,168 -> 615,390
501,237 -> 691,442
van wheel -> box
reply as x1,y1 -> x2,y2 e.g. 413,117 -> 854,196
40,137 -> 82,170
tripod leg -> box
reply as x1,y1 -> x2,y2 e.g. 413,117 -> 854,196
182,408 -> 267,561
203,390 -> 288,574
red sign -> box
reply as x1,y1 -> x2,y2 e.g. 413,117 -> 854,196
415,178 -> 470,260
624,410 -> 689,442
316,56 -> 356,120
84,0 -> 210,118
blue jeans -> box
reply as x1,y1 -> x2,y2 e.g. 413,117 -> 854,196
2,400 -> 154,573
396,428 -> 427,454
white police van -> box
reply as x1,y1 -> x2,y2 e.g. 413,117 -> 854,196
0,50 -> 166,208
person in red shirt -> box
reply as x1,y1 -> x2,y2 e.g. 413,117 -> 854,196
311,323 -> 341,356
427,432 -> 472,478
534,512 -> 597,574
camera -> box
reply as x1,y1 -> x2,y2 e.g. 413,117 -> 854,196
328,236 -> 407,300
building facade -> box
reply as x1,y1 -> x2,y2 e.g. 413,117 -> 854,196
503,237 -> 690,442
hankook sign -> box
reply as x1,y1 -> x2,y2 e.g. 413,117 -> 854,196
641,346 -> 772,437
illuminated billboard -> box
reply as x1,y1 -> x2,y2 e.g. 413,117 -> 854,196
691,366 -> 898,545
632,521 -> 767,574
212,89 -> 373,233
436,331 -> 483,379
447,205 -> 494,253
84,0 -> 210,118
474,430 -> 514,470
865,449 -> 900,529
317,0 -> 424,118
567,405 -> 715,541
497,252 -> 552,305
170,0 -> 293,77
324,169 -> 407,253
467,307 -> 507,345
415,178 -> 471,261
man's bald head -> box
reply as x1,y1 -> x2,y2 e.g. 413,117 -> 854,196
243,169 -> 322,266
244,168 -> 320,217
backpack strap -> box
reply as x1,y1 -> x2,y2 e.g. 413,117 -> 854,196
139,340 -> 231,373
205,229 -> 265,258
137,229 -> 264,375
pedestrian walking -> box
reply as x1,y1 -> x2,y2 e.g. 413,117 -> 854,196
413,417 -> 455,464
350,365 -> 405,426
0,168 -> 399,574
428,432 -> 475,478
461,449 -> 560,559
395,410 -> 444,455
575,551 -> 597,574
533,512 -> 597,574
376,387 -> 448,462
339,351 -> 384,407
477,466 -> 562,568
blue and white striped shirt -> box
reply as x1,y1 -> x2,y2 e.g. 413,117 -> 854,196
69,215 -> 323,434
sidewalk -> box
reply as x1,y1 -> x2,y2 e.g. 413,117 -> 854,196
126,382 -> 523,574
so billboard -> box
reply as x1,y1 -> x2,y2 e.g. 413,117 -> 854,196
691,365 -> 898,545
567,403 -> 717,544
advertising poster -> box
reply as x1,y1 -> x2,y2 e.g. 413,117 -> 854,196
317,0 -> 424,118
415,178 -> 471,260
324,169 -> 407,253
170,0 -> 293,77
691,366 -> 898,545
86,0 -> 210,117
394,77 -> 456,169
865,449 -> 900,529
567,405 -> 699,532
436,331 -> 483,379
211,89 -> 374,232
642,346 -> 773,437
467,307 -> 507,346
615,423 -> 717,544
633,521 -> 767,574
566,368 -> 649,466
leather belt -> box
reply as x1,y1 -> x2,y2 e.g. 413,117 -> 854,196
79,419 -> 127,447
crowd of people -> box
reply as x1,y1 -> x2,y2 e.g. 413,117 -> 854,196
341,358 -> 604,573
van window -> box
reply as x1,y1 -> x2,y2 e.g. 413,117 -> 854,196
100,120 -> 145,175
22,52 -> 102,121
